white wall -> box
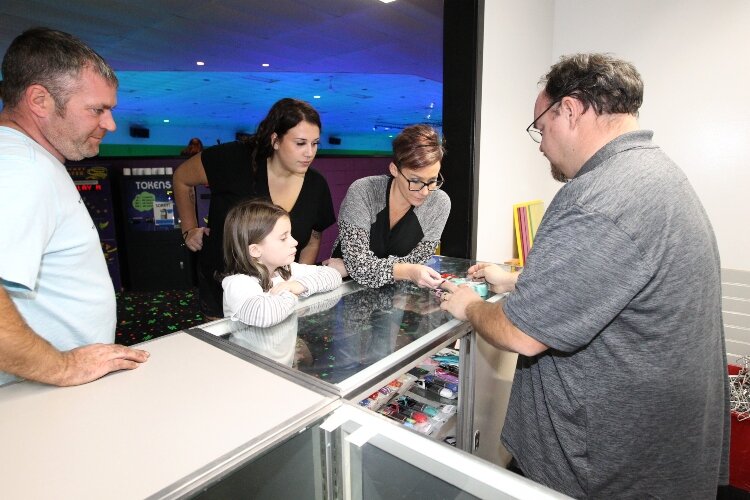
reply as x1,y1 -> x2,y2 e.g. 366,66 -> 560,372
551,0 -> 749,270
476,0 -> 560,263
477,0 -> 750,271
472,0 -> 555,468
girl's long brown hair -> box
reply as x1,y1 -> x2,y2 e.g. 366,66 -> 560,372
220,199 -> 292,291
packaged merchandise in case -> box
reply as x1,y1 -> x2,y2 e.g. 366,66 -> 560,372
358,373 -> 417,411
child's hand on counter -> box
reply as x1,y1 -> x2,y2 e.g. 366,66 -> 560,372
270,280 -> 306,296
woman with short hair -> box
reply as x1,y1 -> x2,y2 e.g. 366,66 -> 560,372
326,124 -> 450,288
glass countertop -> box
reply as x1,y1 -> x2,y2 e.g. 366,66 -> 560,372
198,256 -> 509,387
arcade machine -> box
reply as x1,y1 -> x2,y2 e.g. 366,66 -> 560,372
120,167 -> 194,291
66,165 -> 122,290
196,183 -> 211,230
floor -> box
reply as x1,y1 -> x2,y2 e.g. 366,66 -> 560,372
719,485 -> 750,499
115,288 -> 205,346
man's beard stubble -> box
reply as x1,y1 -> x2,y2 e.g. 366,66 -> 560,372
551,164 -> 568,183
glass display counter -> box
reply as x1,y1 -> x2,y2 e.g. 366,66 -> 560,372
166,404 -> 569,500
322,403 -> 569,500
192,256 -> 508,451
190,256 -> 516,451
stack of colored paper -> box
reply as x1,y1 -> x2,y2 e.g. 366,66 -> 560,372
513,200 -> 545,266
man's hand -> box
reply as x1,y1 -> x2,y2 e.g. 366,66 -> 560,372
270,280 -> 306,296
57,344 -> 150,386
439,282 -> 483,321
1,287 -> 149,387
467,263 -> 518,294
183,227 -> 209,252
439,274 -> 548,356
322,258 -> 348,278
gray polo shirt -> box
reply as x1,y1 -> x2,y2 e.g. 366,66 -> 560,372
502,130 -> 729,498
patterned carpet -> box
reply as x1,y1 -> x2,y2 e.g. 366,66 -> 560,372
115,288 -> 205,346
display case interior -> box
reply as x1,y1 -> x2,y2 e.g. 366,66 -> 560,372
189,420 -> 328,500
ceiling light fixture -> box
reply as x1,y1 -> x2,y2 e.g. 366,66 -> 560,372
262,63 -> 270,67
196,61 -> 205,66
313,95 -> 321,99
379,0 -> 397,3
163,119 -> 170,123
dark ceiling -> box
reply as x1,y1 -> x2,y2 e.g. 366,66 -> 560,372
0,0 -> 444,142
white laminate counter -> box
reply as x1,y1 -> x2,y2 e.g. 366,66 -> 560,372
0,331 -> 337,499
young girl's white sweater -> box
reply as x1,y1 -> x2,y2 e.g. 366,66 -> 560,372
222,263 -> 341,327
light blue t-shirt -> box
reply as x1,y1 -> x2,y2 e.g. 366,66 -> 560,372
0,127 -> 116,386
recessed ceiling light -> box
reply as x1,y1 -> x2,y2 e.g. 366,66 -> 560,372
196,61 -> 205,66
163,119 -> 170,123
313,95 -> 321,99
262,63 -> 270,67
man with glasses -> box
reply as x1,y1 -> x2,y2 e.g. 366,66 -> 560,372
441,53 -> 728,497
325,124 -> 450,288
525,99 -> 569,183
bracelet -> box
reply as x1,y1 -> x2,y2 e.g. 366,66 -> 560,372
182,228 -> 195,240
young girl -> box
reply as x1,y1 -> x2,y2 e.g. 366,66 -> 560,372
220,200 -> 342,328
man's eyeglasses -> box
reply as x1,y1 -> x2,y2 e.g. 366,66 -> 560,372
398,170 -> 445,191
525,100 -> 560,143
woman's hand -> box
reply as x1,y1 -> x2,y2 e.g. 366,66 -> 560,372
270,280 -> 306,296
467,263 -> 518,294
183,227 -> 209,252
322,258 -> 348,278
395,263 -> 443,288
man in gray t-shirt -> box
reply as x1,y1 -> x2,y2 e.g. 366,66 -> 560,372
441,53 -> 729,498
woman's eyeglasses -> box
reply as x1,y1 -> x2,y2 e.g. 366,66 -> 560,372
399,170 -> 445,191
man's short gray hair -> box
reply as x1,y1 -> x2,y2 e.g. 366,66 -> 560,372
0,27 -> 118,115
